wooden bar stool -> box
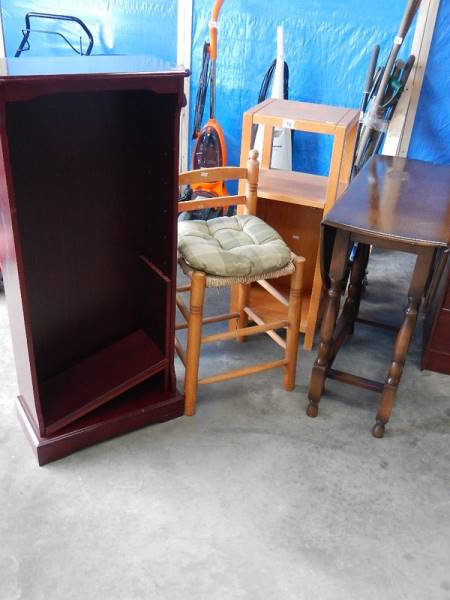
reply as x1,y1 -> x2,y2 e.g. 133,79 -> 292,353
307,155 -> 450,437
176,150 -> 305,416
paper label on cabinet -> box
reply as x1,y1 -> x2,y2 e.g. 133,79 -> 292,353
282,118 -> 295,129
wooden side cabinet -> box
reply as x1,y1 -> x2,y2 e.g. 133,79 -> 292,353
422,254 -> 450,374
236,99 -> 359,349
0,56 -> 188,465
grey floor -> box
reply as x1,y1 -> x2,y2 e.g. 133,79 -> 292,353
1,250 -> 449,600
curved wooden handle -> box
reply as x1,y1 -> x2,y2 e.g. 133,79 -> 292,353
209,0 -> 224,61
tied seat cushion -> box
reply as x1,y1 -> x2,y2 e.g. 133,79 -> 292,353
178,215 -> 292,278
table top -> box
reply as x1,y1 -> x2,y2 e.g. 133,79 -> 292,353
323,156 -> 450,248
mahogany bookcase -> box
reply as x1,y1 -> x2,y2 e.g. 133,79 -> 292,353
0,56 -> 187,465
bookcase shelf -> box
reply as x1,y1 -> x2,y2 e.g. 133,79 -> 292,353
0,56 -> 188,464
42,330 -> 167,435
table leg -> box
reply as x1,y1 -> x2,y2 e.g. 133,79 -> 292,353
307,230 -> 350,417
330,242 -> 371,360
347,243 -> 370,335
372,250 -> 434,438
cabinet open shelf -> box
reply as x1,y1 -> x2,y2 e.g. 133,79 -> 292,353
249,286 -> 312,333
258,169 -> 327,209
41,329 -> 167,435
43,375 -> 173,436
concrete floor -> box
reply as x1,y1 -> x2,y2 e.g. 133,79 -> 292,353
1,250 -> 449,600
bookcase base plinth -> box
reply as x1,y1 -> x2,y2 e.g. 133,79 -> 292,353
17,387 -> 184,466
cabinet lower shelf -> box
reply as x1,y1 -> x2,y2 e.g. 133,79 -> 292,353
249,285 -> 312,334
41,329 -> 168,435
258,169 -> 327,208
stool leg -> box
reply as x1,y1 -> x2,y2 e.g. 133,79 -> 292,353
236,283 -> 250,343
373,250 -> 434,438
184,271 -> 206,416
307,230 -> 350,417
284,256 -> 305,390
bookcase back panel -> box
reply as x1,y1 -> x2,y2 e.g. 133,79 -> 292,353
6,89 -> 177,381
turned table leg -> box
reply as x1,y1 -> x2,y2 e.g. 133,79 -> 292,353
345,243 -> 370,335
372,250 -> 434,438
307,230 -> 350,417
327,241 -> 371,366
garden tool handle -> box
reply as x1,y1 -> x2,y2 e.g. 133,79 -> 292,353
364,45 -> 380,95
397,0 -> 421,41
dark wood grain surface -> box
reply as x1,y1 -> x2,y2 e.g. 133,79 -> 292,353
42,330 -> 167,435
324,156 -> 450,247
422,253 -> 450,374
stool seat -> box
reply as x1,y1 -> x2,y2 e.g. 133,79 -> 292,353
178,215 -> 292,278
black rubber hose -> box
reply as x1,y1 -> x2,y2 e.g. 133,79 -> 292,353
192,42 -> 211,139
258,60 -> 289,103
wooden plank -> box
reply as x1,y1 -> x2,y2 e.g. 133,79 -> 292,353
179,166 -> 247,185
356,317 -> 400,332
261,125 -> 273,169
383,0 -> 441,157
238,110 -> 255,197
327,368 -> 384,393
177,0 -> 193,172
249,286 -> 312,334
201,319 -> 287,344
258,169 -> 327,208
256,279 -> 289,306
324,126 -> 347,212
176,295 -> 189,322
175,336 -> 186,366
176,311 -> 240,331
139,255 -> 171,283
41,330 -> 168,435
254,99 -> 354,129
339,119 -> 359,186
198,359 -> 287,385
179,195 -> 246,213
244,307 -> 287,349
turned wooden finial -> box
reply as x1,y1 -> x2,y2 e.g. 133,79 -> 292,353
246,149 -> 260,215
249,148 -> 259,162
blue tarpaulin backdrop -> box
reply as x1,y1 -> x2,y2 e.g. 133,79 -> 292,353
1,1 -> 448,173
0,1 -> 177,61
189,0 -> 450,176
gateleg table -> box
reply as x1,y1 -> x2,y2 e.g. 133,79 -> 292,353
306,155 -> 450,437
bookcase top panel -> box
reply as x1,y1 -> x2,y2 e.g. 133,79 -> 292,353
0,55 -> 188,81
